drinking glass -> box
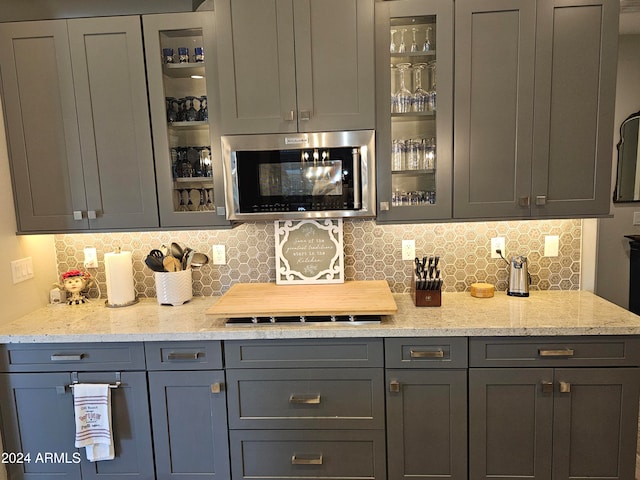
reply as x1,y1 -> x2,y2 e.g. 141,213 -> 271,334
194,47 -> 205,62
178,47 -> 189,63
398,28 -> 407,53
166,97 -> 178,122
390,29 -> 397,53
427,61 -> 437,111
392,139 -> 404,171
423,27 -> 432,52
410,28 -> 419,53
405,139 -> 419,170
185,96 -> 199,122
412,63 -> 428,112
162,48 -> 174,63
395,63 -> 412,113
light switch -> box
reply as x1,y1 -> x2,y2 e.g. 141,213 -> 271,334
11,257 -> 34,284
633,212 -> 640,226
544,235 -> 559,257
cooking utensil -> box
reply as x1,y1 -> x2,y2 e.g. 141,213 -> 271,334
149,249 -> 164,260
190,252 -> 209,267
182,248 -> 195,270
163,256 -> 182,272
145,255 -> 166,273
170,242 -> 184,261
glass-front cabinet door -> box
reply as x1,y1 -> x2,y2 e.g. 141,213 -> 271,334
143,12 -> 230,228
375,0 -> 453,223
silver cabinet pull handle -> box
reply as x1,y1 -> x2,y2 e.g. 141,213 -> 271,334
51,354 -> 84,361
87,210 -> 97,220
289,394 -> 321,404
291,454 -> 323,465
535,195 -> 547,206
167,352 -> 202,360
410,349 -> 444,358
73,211 -> 84,221
285,110 -> 295,121
389,380 -> 400,393
538,349 -> 575,357
299,110 -> 311,121
211,383 -> 222,394
559,381 -> 571,393
519,196 -> 531,207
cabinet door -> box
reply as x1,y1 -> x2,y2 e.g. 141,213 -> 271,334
68,16 -> 159,230
143,12 -> 230,228
0,20 -> 88,232
215,0 -> 298,134
469,368 -> 554,480
375,0 -> 453,223
0,372 -> 81,480
148,370 -> 230,480
294,0 -> 374,132
531,0 -> 618,217
386,369 -> 467,480
453,0 -> 536,219
76,372 -> 155,479
552,368 -> 640,480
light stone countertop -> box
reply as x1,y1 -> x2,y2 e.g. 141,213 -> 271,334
1,290 -> 640,343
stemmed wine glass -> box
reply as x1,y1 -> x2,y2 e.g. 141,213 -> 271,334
206,188 -> 214,210
410,28 -> 419,53
398,28 -> 407,53
198,96 -> 208,121
423,27 -> 433,52
196,189 -> 207,211
390,29 -> 397,53
395,63 -> 412,113
176,189 -> 188,212
412,63 -> 428,112
427,61 -> 437,111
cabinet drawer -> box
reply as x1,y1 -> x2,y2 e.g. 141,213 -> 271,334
385,337 -> 468,368
229,430 -> 386,480
469,336 -> 640,367
224,338 -> 383,368
227,368 -> 383,429
0,343 -> 145,372
144,341 -> 222,370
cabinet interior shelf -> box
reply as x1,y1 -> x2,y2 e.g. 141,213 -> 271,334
392,169 -> 436,176
168,120 -> 209,128
163,62 -> 206,78
391,112 -> 436,120
174,177 -> 214,185
391,51 -> 436,59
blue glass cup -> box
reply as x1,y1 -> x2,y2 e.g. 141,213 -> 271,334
178,47 -> 189,63
162,48 -> 174,64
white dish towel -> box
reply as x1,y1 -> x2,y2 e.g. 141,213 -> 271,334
73,383 -> 115,461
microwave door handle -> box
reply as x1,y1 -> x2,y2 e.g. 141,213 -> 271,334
352,148 -> 361,209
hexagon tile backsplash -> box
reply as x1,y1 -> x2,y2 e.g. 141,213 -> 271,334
54,218 -> 581,298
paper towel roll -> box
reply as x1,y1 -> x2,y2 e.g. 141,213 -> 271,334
104,251 -> 136,307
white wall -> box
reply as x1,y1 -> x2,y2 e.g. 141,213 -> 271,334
0,95 -> 58,322
596,34 -> 640,308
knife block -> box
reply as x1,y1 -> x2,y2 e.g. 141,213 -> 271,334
411,277 -> 442,307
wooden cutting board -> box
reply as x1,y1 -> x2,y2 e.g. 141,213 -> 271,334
206,280 -> 397,318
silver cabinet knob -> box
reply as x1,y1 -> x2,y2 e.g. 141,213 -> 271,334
73,211 -> 83,221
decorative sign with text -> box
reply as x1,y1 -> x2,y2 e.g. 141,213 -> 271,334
275,219 -> 344,284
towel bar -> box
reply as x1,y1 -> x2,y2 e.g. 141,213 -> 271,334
68,371 -> 122,390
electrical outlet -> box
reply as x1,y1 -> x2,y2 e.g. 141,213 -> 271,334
634,212 -> 640,226
401,239 -> 415,261
490,237 -> 505,259
544,235 -> 559,257
212,244 -> 226,265
83,247 -> 98,268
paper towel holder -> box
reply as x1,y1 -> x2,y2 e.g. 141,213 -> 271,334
105,297 -> 139,308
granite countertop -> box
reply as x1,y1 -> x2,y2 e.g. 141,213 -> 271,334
1,290 -> 640,343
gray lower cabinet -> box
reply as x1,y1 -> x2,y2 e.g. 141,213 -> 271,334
225,338 -> 387,480
0,343 -> 154,480
385,338 -> 468,480
469,337 -> 640,480
453,0 -> 618,219
145,341 -> 230,480
0,17 -> 158,233
215,0 -> 375,134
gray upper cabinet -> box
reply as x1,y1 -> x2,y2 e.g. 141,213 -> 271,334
0,17 -> 159,233
374,0 -> 454,223
454,0 -> 618,220
215,0 -> 375,134
143,12 -> 231,228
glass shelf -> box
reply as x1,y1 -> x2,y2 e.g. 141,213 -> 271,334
163,62 -> 206,78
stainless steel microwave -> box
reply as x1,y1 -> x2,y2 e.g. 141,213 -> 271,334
221,130 -> 376,221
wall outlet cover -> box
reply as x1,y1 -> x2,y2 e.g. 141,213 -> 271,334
490,237 -> 506,259
401,239 -> 415,261
544,235 -> 560,257
212,244 -> 226,265
83,247 -> 98,268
